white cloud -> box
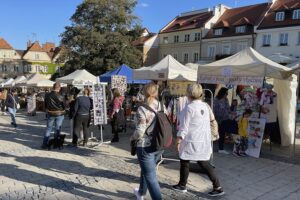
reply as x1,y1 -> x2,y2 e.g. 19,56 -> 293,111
140,3 -> 149,8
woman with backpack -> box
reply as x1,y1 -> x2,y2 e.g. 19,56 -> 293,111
172,84 -> 224,197
130,83 -> 167,200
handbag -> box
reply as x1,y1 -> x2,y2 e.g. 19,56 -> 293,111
130,140 -> 137,156
207,103 -> 220,141
114,109 -> 125,132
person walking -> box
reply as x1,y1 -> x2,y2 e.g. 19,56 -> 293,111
109,88 -> 125,143
213,87 -> 230,154
42,82 -> 65,149
172,84 -> 225,197
130,83 -> 165,200
72,88 -> 92,147
5,88 -> 19,127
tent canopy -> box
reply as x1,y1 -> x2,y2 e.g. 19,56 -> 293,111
26,74 -> 51,87
1,78 -> 14,87
267,53 -> 296,64
6,76 -> 27,87
56,69 -> 97,85
31,79 -> 55,87
100,64 -> 149,84
133,55 -> 197,81
198,47 -> 291,86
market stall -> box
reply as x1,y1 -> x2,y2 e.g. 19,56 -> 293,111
0,78 -> 14,88
56,69 -> 97,85
197,47 -> 295,155
100,64 -> 149,84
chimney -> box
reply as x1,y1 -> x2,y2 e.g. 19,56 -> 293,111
27,40 -> 32,48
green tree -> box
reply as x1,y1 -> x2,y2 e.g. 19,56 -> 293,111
60,0 -> 143,76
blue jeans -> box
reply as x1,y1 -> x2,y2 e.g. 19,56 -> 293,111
137,147 -> 163,200
8,107 -> 16,125
42,115 -> 64,146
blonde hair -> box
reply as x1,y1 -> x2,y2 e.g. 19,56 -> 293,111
144,83 -> 158,105
187,83 -> 203,100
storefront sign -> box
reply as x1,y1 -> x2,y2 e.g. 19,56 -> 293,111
198,75 -> 264,87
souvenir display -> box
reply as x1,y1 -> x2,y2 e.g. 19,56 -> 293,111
168,81 -> 193,96
111,75 -> 127,96
92,83 -> 107,125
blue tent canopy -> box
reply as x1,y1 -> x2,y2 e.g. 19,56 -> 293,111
99,64 -> 150,84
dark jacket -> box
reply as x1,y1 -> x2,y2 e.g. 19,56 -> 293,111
73,96 -> 92,117
5,93 -> 19,109
45,91 -> 65,116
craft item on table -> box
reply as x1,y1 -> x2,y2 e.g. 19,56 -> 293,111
111,75 -> 127,96
240,87 -> 258,110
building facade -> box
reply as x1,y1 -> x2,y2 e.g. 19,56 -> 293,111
158,5 -> 228,64
202,3 -> 270,60
132,28 -> 159,66
256,0 -> 300,60
0,38 -> 62,78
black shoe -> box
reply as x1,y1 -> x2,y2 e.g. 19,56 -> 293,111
13,124 -> 17,128
41,145 -> 48,150
208,187 -> 225,197
111,137 -> 119,143
172,184 -> 187,193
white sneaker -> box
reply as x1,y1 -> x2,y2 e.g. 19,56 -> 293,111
218,150 -> 229,154
133,188 -> 144,200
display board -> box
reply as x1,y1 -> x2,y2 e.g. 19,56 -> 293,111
168,81 -> 193,96
111,75 -> 127,96
245,118 -> 266,158
92,83 -> 107,125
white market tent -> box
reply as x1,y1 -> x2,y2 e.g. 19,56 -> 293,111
25,74 -> 52,87
30,79 -> 55,87
56,69 -> 97,85
1,78 -> 14,87
133,55 -> 197,81
198,47 -> 296,146
268,53 -> 296,65
6,76 -> 27,87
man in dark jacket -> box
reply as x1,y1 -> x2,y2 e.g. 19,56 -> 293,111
5,88 -> 19,127
41,82 -> 65,149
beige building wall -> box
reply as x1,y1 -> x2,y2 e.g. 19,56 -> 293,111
23,51 -> 51,62
0,49 -> 23,77
201,35 -> 253,60
159,29 -> 202,63
255,26 -> 300,60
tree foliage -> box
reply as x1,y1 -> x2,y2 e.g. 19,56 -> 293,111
59,0 -> 143,76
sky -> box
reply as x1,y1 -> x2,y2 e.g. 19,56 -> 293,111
0,0 -> 268,50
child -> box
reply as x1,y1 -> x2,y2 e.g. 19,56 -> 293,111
234,109 -> 252,157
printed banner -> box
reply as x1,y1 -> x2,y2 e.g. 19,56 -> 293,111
111,75 -> 127,96
93,83 -> 107,125
198,75 -> 264,87
246,118 -> 266,158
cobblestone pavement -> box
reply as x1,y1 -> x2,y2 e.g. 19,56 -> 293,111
1,111 -> 300,200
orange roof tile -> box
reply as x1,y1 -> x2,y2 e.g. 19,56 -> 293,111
160,11 -> 213,33
205,3 -> 269,39
27,41 -> 44,52
0,37 -> 13,49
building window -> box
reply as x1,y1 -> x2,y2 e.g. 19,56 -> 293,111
293,9 -> 300,19
44,65 -> 48,73
0,65 -> 2,72
275,12 -> 285,21
194,33 -> 201,41
173,54 -> 178,60
163,37 -> 168,44
163,54 -> 167,58
4,65 -> 7,72
222,45 -> 231,55
193,53 -> 199,62
208,46 -> 216,58
14,65 -> 19,72
35,53 -> 40,60
279,33 -> 288,46
214,29 -> 223,36
235,26 -> 246,33
184,34 -> 190,42
298,32 -> 300,44
183,53 -> 189,63
174,35 -> 179,43
262,34 -> 271,46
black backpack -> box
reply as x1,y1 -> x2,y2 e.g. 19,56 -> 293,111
141,102 -> 173,151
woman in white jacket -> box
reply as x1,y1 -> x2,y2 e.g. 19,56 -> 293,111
172,83 -> 224,197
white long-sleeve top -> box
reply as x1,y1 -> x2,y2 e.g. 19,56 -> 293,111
177,100 -> 213,161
